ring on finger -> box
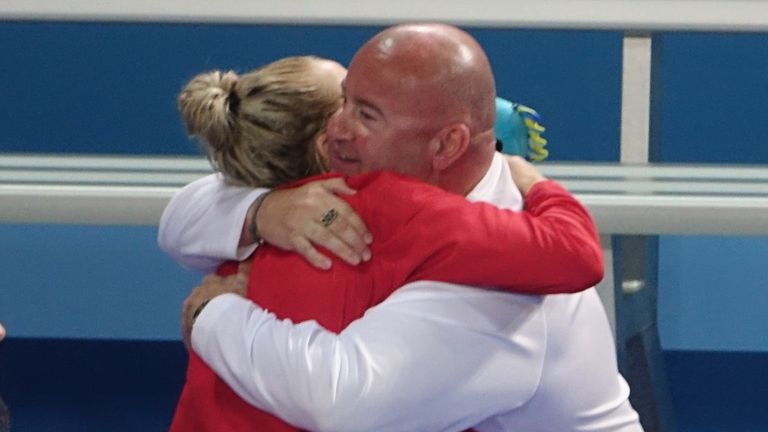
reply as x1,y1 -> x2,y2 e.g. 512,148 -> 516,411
320,208 -> 338,228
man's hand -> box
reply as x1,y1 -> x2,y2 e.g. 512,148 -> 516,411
0,323 -> 5,342
181,272 -> 248,350
252,178 -> 373,270
505,155 -> 547,196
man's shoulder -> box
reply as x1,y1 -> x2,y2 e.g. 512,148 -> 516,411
468,152 -> 523,210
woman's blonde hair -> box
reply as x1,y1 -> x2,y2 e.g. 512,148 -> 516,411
178,56 -> 340,188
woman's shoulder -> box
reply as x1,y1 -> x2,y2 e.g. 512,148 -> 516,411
347,171 -> 445,196
348,171 -> 467,222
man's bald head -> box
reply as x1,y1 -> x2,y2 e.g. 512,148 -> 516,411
356,23 -> 497,134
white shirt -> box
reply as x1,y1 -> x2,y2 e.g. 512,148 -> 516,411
160,153 -> 643,432
158,172 -> 266,273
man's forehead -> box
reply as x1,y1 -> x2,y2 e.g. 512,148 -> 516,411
343,79 -> 387,116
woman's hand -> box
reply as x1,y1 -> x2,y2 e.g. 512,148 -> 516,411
505,155 -> 547,196
252,178 -> 372,270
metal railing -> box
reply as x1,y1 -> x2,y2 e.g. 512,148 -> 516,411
3,154 -> 768,235
2,0 -> 768,32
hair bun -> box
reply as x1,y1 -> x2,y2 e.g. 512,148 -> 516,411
178,70 -> 241,151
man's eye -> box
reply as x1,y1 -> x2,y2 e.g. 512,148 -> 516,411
359,109 -> 375,120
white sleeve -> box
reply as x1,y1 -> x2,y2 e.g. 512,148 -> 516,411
192,283 -> 547,432
157,173 -> 267,273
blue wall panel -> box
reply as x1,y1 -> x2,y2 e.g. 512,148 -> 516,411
0,225 -> 200,340
654,32 -> 768,353
1,22 -> 620,161
659,33 -> 768,164
1,22 -> 378,155
474,28 -> 622,162
658,235 -> 768,351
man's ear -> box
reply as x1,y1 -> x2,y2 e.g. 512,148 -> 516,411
432,123 -> 471,171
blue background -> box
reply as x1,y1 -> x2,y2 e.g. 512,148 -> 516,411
1,22 -> 767,431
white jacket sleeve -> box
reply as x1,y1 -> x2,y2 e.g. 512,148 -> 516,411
192,282 -> 546,432
157,173 -> 267,273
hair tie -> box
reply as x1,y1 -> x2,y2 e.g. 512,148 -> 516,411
227,91 -> 241,116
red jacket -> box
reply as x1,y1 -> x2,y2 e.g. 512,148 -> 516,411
170,171 -> 602,431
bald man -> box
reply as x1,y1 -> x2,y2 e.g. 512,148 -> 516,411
163,24 -> 642,431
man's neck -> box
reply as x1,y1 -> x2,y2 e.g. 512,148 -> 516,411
438,152 -> 495,197
438,133 -> 496,196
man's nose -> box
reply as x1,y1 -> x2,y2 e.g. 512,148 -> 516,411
326,108 -> 351,141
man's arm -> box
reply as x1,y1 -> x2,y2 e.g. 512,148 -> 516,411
190,282 -> 545,432
158,173 -> 372,272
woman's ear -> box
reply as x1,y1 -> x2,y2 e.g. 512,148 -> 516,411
432,123 -> 471,171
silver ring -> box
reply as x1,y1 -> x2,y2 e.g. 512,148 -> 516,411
320,208 -> 338,227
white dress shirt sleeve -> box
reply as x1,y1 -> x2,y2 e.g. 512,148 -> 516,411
157,173 -> 267,273
192,282 -> 546,432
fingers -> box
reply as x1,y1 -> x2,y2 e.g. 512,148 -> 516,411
201,274 -> 222,285
505,155 -> 546,195
181,272 -> 249,349
314,195 -> 372,262
324,212 -> 373,261
228,273 -> 248,295
257,178 -> 373,270
305,219 -> 370,267
318,178 -> 373,244
187,274 -> 247,314
204,273 -> 247,294
237,259 -> 253,278
291,236 -> 333,270
327,199 -> 373,247
321,177 -> 358,196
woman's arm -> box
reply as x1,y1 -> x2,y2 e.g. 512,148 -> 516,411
158,173 -> 266,273
399,179 -> 603,294
158,173 -> 371,272
359,156 -> 602,295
